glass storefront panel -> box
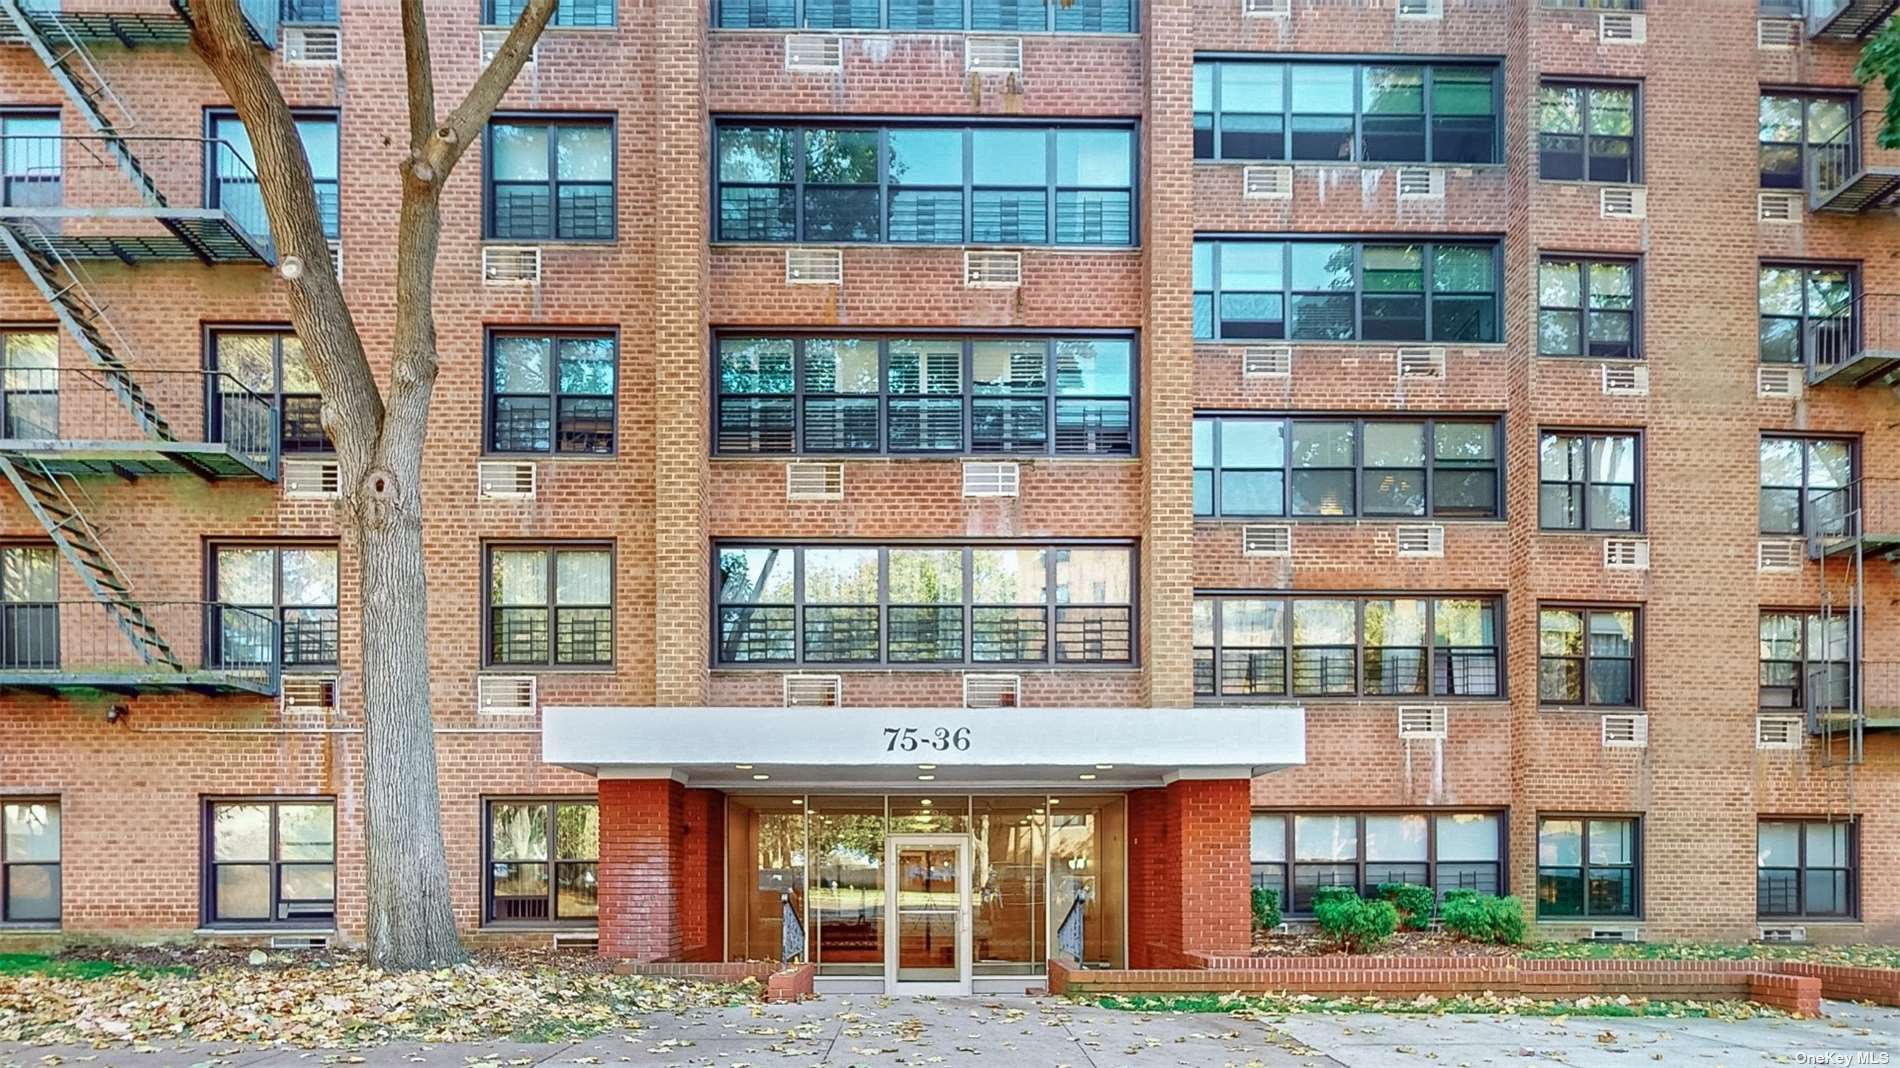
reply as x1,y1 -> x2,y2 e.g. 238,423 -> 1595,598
973,797 -> 1047,976
891,795 -> 971,834
725,795 -> 806,962
1047,794 -> 1127,969
809,795 -> 887,975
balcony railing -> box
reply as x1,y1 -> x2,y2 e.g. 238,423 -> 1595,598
0,366 -> 278,479
0,599 -> 279,693
1807,114 -> 1900,213
1805,478 -> 1900,545
1805,294 -> 1900,386
1806,0 -> 1900,38
1807,660 -> 1900,731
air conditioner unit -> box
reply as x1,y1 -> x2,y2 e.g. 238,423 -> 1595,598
1600,186 -> 1647,219
282,459 -> 341,499
1757,365 -> 1802,399
1756,714 -> 1805,750
482,245 -> 542,285
1396,346 -> 1447,380
1242,165 -> 1293,200
965,36 -> 1023,74
786,462 -> 844,501
1600,363 -> 1648,396
1241,346 -> 1292,377
480,28 -> 537,66
963,461 -> 1021,498
785,34 -> 843,72
1587,925 -> 1643,942
965,250 -> 1022,288
476,674 -> 537,716
785,674 -> 843,707
1240,0 -> 1290,16
1395,167 -> 1445,200
1241,524 -> 1292,558
786,248 -> 844,285
285,26 -> 342,64
1396,523 -> 1445,559
1758,191 -> 1804,223
1397,705 -> 1448,740
1757,538 -> 1804,573
1757,18 -> 1800,48
477,460 -> 536,500
1396,0 -> 1442,17
1599,12 -> 1645,43
1600,713 -> 1649,748
280,675 -> 340,717
1758,925 -> 1808,943
964,673 -> 1022,708
1603,537 -> 1649,570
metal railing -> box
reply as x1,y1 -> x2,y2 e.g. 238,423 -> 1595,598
0,366 -> 279,473
1805,478 -> 1900,541
1805,294 -> 1900,381
0,600 -> 278,685
1808,118 -> 1862,206
1810,659 -> 1900,725
0,135 -> 272,255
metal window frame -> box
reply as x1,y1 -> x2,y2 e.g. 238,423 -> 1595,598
1534,813 -> 1642,920
1191,56 -> 1505,166
1534,80 -> 1643,183
1535,603 -> 1642,709
1258,809 -> 1509,917
203,323 -> 331,456
1193,591 -> 1506,702
483,326 -> 622,457
711,540 -> 1139,669
1757,607 -> 1854,713
483,112 -> 620,243
711,117 -> 1140,248
202,107 -> 342,241
481,796 -> 602,928
1192,413 -> 1504,520
0,109 -> 65,210
1758,88 -> 1860,192
482,540 -> 618,670
205,539 -> 342,672
0,797 -> 60,925
1758,431 -> 1859,536
1193,236 -> 1504,344
1757,260 -> 1859,367
1756,816 -> 1858,920
1535,254 -> 1642,359
710,329 -> 1139,458
199,796 -> 338,930
1535,428 -> 1644,533
0,323 -> 59,440
712,0 -> 1137,33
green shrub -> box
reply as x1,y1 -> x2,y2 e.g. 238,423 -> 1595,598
1440,891 -> 1526,945
1378,882 -> 1436,931
1251,886 -> 1282,932
1312,889 -> 1399,953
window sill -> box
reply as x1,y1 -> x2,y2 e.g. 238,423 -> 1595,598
1195,516 -> 1508,526
1536,178 -> 1648,188
480,238 -> 619,248
480,452 -> 621,463
193,926 -> 338,936
1535,353 -> 1645,362
1193,339 -> 1510,351
1536,917 -> 1644,926
479,923 -> 600,933
1201,695 -> 1506,706
709,453 -> 1141,465
479,23 -> 618,32
708,27 -> 1141,39
0,923 -> 61,933
1757,916 -> 1861,925
708,241 -> 1139,254
1537,529 -> 1648,537
1195,159 -> 1508,172
711,663 -> 1141,673
1540,706 -> 1645,715
480,667 -> 617,676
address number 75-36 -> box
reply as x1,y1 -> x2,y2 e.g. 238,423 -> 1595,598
883,726 -> 972,753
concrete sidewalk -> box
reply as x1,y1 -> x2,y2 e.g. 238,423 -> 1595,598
6,996 -> 1900,1067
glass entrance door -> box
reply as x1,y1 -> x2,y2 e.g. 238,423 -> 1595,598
885,834 -> 971,993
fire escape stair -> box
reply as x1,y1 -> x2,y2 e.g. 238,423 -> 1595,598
1808,0 -> 1900,39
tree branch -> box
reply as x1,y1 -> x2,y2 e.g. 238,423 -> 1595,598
424,0 -> 559,178
400,0 -> 437,151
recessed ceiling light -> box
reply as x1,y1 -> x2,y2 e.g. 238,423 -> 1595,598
920,799 -> 933,806
752,773 -> 770,780
918,774 -> 936,781
1095,764 -> 1114,770
791,799 -> 803,805
1078,773 -> 1097,781
1048,799 -> 1061,805
735,764 -> 753,770
917,764 -> 937,770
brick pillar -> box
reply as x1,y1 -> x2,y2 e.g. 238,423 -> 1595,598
597,779 -> 725,961
1125,779 -> 1250,967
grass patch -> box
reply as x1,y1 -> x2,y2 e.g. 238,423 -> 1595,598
1095,992 -> 1764,1019
0,953 -> 189,980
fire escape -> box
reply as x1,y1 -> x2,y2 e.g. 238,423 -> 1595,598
0,0 -> 284,695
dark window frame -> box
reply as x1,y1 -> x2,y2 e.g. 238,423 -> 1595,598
1537,428 -> 1643,533
1759,89 -> 1858,191
1757,817 -> 1857,920
1535,814 -> 1641,920
1192,413 -> 1504,520
203,107 -> 341,241
485,0 -> 617,27
1758,261 -> 1857,367
713,541 -> 1138,668
205,324 -> 331,456
1536,603 -> 1641,709
1536,255 -> 1641,359
1759,432 -> 1858,537
0,797 -> 59,925
0,109 -> 65,210
0,542 -> 58,671
1252,809 -> 1509,916
200,796 -> 338,930
482,541 -> 617,669
483,113 -> 619,242
1759,608 -> 1853,714
1195,592 -> 1505,701
482,796 -> 601,927
1535,80 -> 1641,183
484,327 -> 621,456
0,324 -> 58,441
714,0 -> 1135,33
207,540 -> 341,672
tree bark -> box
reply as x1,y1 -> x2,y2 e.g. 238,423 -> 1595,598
190,0 -> 556,970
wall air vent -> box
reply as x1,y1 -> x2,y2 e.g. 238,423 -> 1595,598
1241,524 -> 1292,558
963,461 -> 1021,498
285,26 -> 342,64
1395,524 -> 1445,559
785,674 -> 843,707
964,250 -> 1022,288
477,461 -> 537,500
1397,705 -> 1448,739
269,934 -> 331,950
1758,191 -> 1803,223
1242,165 -> 1293,200
1599,185 -> 1647,219
1241,0 -> 1291,16
1603,537 -> 1650,571
1599,12 -> 1645,43
280,675 -> 340,717
1396,346 -> 1446,380
1587,925 -> 1643,942
1758,925 -> 1808,943
482,245 -> 542,285
964,673 -> 1022,708
786,462 -> 845,501
786,248 -> 843,285
282,459 -> 341,499
1241,346 -> 1292,377
1757,365 -> 1803,399
1600,713 -> 1649,748
1757,538 -> 1804,573
1600,363 -> 1648,396
1396,0 -> 1442,17
965,36 -> 1023,74
1758,18 -> 1800,48
785,34 -> 843,72
1395,167 -> 1445,200
477,675 -> 537,716
1756,714 -> 1805,750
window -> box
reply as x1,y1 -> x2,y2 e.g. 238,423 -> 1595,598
715,121 -> 1136,246
1252,811 -> 1502,914
487,0 -> 615,26
485,799 -> 599,924
1193,239 -> 1500,343
210,329 -> 329,455
487,331 -> 618,455
1760,435 -> 1853,536
1537,816 -> 1638,918
0,329 -> 57,440
1192,415 -> 1500,519
1194,595 -> 1501,699
1192,60 -> 1500,164
1760,611 -> 1851,712
0,111 -> 61,209
281,0 -> 340,22
1538,431 -> 1639,532
1759,264 -> 1854,366
1536,83 -> 1638,183
204,799 -> 336,927
208,109 -> 340,240
1760,93 -> 1854,190
212,544 -> 340,670
1538,258 -> 1637,358
2,800 -> 58,923
485,544 -> 614,667
485,116 -> 616,241
716,335 -> 1134,457
1537,606 -> 1638,707
715,0 -> 1133,32
1758,819 -> 1854,919
715,543 -> 1134,666
0,544 -> 56,670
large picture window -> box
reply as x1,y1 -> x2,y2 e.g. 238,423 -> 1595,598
717,0 -> 1132,30
485,799 -> 599,925
210,328 -> 329,455
1759,264 -> 1853,366
485,544 -> 614,667
1538,431 -> 1639,532
1538,258 -> 1638,358
1760,92 -> 1854,190
1758,819 -> 1854,919
1537,606 -> 1639,708
487,331 -> 618,455
1193,239 -> 1500,343
716,335 -> 1133,456
1536,82 -> 1638,182
1251,811 -> 1503,914
1760,435 -> 1854,536
716,121 -> 1136,246
1195,594 -> 1501,699
1537,816 -> 1638,919
1192,415 -> 1499,519
485,116 -> 616,241
716,543 -> 1134,666
1,800 -> 58,923
204,798 -> 336,928
211,543 -> 340,669
1193,60 -> 1500,164
208,109 -> 339,239
1760,610 -> 1850,713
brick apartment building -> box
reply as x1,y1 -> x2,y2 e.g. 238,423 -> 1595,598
0,0 -> 1898,993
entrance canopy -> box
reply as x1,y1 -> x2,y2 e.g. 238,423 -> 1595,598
542,705 -> 1305,789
